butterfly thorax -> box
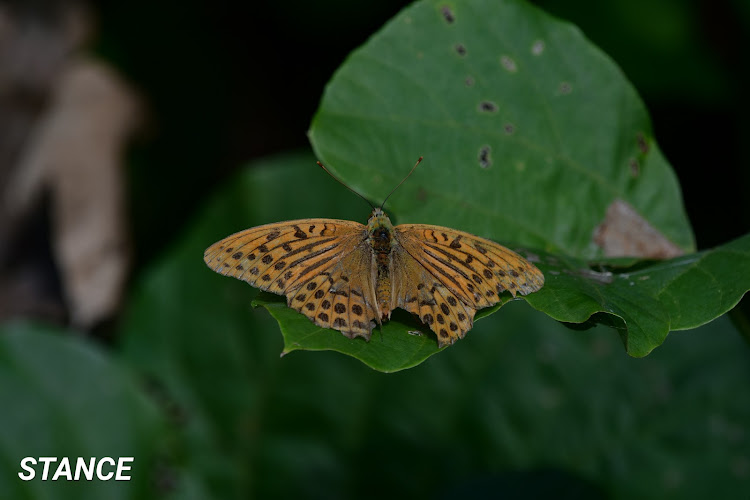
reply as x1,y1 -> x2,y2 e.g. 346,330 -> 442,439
367,208 -> 395,319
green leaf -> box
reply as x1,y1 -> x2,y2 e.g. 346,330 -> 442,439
254,293 -> 444,372
0,322 -> 164,500
525,235 -> 750,356
309,0 -> 694,257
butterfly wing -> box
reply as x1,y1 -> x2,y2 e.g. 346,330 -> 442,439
393,224 -> 544,347
390,245 -> 478,345
204,219 -> 379,340
287,242 -> 379,340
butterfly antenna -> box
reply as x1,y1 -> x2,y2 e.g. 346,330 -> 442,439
380,156 -> 423,210
316,160 -> 375,210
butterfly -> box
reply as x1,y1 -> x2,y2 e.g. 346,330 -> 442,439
204,157 -> 544,347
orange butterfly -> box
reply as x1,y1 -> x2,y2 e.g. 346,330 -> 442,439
204,158 -> 544,347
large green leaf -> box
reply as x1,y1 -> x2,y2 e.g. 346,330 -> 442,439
309,0 -> 694,257
0,323 -> 164,500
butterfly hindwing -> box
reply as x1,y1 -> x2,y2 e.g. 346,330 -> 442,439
391,247 -> 476,346
287,240 -> 379,340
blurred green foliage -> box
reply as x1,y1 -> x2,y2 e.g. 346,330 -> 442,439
0,324 -> 165,499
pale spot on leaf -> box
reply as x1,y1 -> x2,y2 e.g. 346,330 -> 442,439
531,40 -> 545,56
593,199 -> 684,258
500,55 -> 517,72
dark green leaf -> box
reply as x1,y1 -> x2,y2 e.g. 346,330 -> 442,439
309,0 -> 694,257
254,293 -> 443,372
526,234 -> 750,356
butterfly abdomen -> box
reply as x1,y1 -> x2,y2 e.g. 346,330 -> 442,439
367,209 -> 396,319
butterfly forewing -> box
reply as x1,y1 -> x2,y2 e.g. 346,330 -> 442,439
287,241 -> 378,340
204,219 -> 380,339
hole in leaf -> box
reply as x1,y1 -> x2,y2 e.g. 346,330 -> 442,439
440,6 -> 455,23
629,158 -> 639,178
558,82 -> 572,95
636,132 -> 649,154
478,145 -> 491,168
478,101 -> 497,112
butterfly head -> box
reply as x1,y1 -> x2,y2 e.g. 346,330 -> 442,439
370,207 -> 386,218
367,208 -> 394,245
